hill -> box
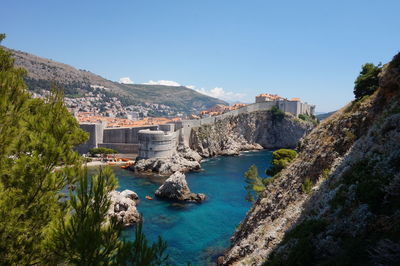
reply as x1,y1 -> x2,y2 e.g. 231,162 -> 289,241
4,47 -> 228,116
316,110 -> 336,121
221,53 -> 400,265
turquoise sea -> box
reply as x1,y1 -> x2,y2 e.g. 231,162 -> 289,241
114,150 -> 272,265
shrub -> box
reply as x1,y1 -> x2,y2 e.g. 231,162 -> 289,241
298,114 -> 318,126
320,168 -> 330,180
353,63 -> 381,100
244,165 -> 265,202
266,149 -> 297,176
301,178 -> 313,194
270,106 -> 285,121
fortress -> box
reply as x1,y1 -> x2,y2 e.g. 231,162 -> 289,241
77,95 -> 315,159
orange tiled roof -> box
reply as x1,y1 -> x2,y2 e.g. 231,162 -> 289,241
75,112 -> 180,128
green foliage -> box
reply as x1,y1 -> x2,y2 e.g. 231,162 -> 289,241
270,106 -> 285,121
117,223 -> 169,266
298,113 -> 318,126
340,160 -> 389,213
266,149 -> 297,176
47,167 -> 169,265
244,165 -> 265,202
89,147 -> 117,156
0,37 -> 168,265
301,177 -> 313,194
0,36 -> 88,264
320,168 -> 330,180
353,63 -> 381,100
46,167 -> 121,265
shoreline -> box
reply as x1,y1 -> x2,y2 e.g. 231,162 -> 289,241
82,160 -> 132,168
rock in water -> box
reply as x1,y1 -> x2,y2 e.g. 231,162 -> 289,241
155,171 -> 206,203
120,189 -> 139,200
132,148 -> 202,176
108,190 -> 141,227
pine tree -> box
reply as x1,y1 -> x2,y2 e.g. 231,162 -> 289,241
0,34 -> 88,264
266,149 -> 297,176
353,63 -> 381,100
0,35 -> 168,265
244,165 -> 265,202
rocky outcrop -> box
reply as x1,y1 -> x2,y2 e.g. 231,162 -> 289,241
220,56 -> 400,265
132,110 -> 312,175
132,146 -> 202,176
155,172 -> 206,203
108,189 -> 141,227
190,112 -> 312,157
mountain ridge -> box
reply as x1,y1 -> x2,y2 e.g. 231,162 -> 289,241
4,46 -> 228,115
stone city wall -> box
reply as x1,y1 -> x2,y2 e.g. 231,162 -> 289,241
76,101 -> 315,155
98,143 -> 140,154
103,125 -> 158,144
75,123 -> 105,154
76,124 -> 157,154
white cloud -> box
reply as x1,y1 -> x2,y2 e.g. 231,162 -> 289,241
140,79 -> 247,102
119,77 -> 134,84
144,80 -> 181,86
194,87 -> 247,102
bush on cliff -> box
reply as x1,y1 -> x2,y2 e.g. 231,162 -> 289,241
266,149 -> 297,176
244,165 -> 265,202
353,63 -> 381,100
0,34 -> 167,265
270,106 -> 285,121
298,113 -> 318,126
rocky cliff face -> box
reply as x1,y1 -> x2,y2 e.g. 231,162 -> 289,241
132,146 -> 202,176
133,112 -> 313,176
190,111 -> 313,157
221,56 -> 400,265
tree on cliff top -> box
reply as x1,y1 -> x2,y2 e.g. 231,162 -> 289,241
353,63 -> 381,100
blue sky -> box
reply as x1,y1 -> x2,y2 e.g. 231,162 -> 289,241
2,0 -> 399,112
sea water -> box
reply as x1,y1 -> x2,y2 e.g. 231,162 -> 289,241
114,150 -> 272,265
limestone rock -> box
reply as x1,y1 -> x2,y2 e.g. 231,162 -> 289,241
155,171 -> 206,203
221,62 -> 400,265
120,189 -> 139,200
132,149 -> 202,176
108,190 -> 140,227
189,111 -> 309,158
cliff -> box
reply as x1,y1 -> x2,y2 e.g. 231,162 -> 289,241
221,54 -> 400,265
190,111 -> 314,157
133,110 -> 314,176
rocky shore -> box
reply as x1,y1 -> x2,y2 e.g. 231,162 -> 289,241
131,110 -> 313,176
131,146 -> 202,176
107,189 -> 141,227
190,111 -> 312,158
155,171 -> 206,203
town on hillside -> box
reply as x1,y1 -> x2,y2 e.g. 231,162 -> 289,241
72,92 -> 315,129
74,92 -> 315,160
